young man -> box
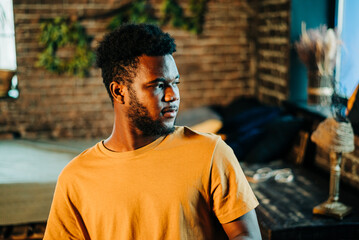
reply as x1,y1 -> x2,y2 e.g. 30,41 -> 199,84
44,23 -> 261,240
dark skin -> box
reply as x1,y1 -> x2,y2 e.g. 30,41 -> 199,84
104,54 -> 262,240
222,210 -> 262,240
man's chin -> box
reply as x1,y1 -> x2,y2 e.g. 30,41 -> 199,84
140,123 -> 175,137
164,125 -> 176,135
156,124 -> 175,136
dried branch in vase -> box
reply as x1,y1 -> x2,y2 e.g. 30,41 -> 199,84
295,22 -> 341,76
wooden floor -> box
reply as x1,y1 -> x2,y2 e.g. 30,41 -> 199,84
0,223 -> 46,240
0,139 -> 98,239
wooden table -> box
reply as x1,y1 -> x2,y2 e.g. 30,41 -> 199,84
243,161 -> 359,240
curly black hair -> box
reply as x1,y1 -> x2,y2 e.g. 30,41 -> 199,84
96,23 -> 177,103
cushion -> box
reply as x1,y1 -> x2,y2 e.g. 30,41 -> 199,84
243,115 -> 304,164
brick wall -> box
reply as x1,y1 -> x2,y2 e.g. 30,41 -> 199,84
250,0 -> 291,105
0,0 -> 257,139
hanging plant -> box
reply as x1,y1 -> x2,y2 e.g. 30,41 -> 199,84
159,0 -> 208,34
37,17 -> 95,77
108,0 -> 157,30
109,0 -> 208,34
37,0 -> 208,76
188,0 -> 208,34
160,0 -> 188,29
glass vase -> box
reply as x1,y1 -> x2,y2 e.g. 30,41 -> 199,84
307,71 -> 333,106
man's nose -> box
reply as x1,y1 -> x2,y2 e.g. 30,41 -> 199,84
164,86 -> 179,102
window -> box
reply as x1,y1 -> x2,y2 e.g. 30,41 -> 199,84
0,0 -> 18,98
335,0 -> 359,98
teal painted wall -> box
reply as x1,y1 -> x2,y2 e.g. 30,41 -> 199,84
289,0 -> 335,103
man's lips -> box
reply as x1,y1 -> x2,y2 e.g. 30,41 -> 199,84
161,107 -> 178,118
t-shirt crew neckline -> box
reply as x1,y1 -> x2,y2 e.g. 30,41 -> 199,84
97,135 -> 167,159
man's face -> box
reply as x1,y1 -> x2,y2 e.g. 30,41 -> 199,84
126,54 -> 180,137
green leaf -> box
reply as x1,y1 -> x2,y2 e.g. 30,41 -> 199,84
37,16 -> 95,77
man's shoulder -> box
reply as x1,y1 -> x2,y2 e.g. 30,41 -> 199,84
174,126 -> 234,155
170,126 -> 222,151
58,142 -> 101,181
174,125 -> 221,142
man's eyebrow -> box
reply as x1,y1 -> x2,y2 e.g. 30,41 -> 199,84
147,75 -> 180,84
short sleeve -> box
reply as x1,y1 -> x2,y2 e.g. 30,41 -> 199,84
210,139 -> 258,224
43,179 -> 89,240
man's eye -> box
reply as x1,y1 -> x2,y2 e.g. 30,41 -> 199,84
156,83 -> 165,89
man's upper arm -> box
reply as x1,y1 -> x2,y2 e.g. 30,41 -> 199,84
44,180 -> 89,240
210,139 -> 261,239
210,139 -> 258,221
221,209 -> 262,240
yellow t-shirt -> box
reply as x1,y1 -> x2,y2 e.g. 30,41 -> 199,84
44,126 -> 258,240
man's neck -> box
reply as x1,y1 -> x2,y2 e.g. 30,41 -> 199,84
103,121 -> 161,152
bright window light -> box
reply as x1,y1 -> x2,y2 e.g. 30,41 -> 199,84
0,0 -> 16,71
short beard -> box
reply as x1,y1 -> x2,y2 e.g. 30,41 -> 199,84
127,88 -> 175,137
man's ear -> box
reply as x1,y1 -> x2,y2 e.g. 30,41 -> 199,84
110,82 -> 125,104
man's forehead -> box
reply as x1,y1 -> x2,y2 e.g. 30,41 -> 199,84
137,54 -> 178,78
138,54 -> 174,66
